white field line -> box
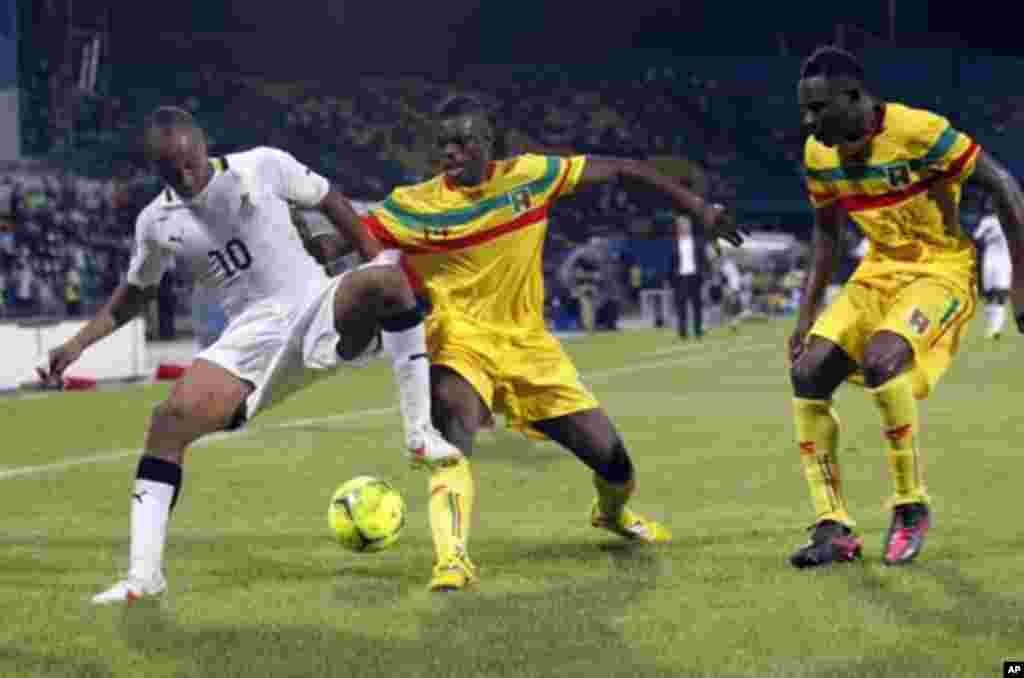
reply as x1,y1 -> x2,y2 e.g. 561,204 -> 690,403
0,341 -> 775,481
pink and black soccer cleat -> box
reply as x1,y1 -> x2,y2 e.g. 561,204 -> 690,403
790,520 -> 864,569
882,502 -> 931,566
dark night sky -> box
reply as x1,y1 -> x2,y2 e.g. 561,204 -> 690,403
54,1 -> 1024,81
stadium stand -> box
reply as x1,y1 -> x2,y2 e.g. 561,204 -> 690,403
5,51 -> 1024,324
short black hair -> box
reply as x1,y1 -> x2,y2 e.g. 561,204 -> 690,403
144,106 -> 200,133
435,94 -> 507,157
435,94 -> 491,120
801,45 -> 865,83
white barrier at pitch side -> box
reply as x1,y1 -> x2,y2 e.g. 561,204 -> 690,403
0,318 -> 147,390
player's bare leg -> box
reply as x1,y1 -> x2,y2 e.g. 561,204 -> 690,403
862,331 -> 931,565
789,336 -> 863,568
532,408 -> 671,544
332,264 -> 461,468
92,360 -> 252,604
423,366 -> 485,591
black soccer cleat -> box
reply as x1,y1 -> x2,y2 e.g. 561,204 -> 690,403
789,520 -> 864,569
882,502 -> 931,566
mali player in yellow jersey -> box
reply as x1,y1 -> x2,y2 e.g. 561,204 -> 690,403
788,46 -> 1024,570
366,95 -> 747,591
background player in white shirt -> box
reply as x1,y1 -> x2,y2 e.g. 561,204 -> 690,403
974,209 -> 1013,339
716,252 -> 745,332
39,107 -> 462,604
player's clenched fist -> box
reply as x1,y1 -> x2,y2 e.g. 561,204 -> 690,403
38,340 -> 84,386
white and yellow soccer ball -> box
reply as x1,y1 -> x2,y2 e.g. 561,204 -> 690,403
327,476 -> 406,552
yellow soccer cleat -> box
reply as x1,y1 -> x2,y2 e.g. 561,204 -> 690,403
590,501 -> 673,544
428,548 -> 479,592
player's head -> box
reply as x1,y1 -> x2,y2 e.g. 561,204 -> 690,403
798,46 -> 870,148
143,106 -> 211,199
435,94 -> 496,187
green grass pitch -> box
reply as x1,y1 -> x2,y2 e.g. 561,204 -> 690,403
1,320 -> 1021,677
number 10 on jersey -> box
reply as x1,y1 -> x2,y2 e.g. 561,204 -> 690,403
208,238 -> 253,278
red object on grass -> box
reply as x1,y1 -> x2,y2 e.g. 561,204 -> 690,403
154,363 -> 187,381
62,376 -> 97,391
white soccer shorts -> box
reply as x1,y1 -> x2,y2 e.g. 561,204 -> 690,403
196,270 -> 382,423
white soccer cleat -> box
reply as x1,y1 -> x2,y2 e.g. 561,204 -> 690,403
407,425 -> 464,470
90,574 -> 167,605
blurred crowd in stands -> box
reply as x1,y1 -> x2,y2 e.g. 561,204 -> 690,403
4,60 -> 1024,331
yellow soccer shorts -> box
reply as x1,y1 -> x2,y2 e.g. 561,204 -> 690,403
426,318 -> 600,437
810,273 -> 976,399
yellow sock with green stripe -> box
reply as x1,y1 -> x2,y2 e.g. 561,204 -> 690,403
793,398 -> 853,525
428,457 -> 475,561
871,373 -> 929,506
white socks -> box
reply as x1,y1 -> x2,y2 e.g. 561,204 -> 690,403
128,456 -> 182,582
381,315 -> 431,436
985,303 -> 1006,336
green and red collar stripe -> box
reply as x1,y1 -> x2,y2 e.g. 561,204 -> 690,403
363,203 -> 550,253
837,142 -> 978,212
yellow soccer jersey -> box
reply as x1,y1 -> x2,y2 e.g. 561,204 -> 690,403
365,154 -> 586,333
804,102 -> 981,290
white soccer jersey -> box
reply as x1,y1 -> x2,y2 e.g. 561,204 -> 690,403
719,257 -> 741,291
975,215 -> 1012,291
976,215 -> 1009,252
126,147 -> 330,320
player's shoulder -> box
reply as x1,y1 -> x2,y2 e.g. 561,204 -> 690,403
978,214 -> 1001,231
504,153 -> 557,176
803,135 -> 835,170
506,152 -> 550,169
223,146 -> 292,175
385,174 -> 444,208
884,102 -> 952,145
973,215 -> 1000,241
134,193 -> 168,233
493,153 -> 563,188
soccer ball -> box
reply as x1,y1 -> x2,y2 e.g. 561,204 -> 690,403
327,476 -> 406,552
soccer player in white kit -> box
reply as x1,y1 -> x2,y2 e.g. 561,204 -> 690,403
40,107 -> 462,604
717,253 -> 744,332
974,210 -> 1013,339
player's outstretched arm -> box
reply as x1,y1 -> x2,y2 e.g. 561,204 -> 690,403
789,204 -> 843,364
970,151 -> 1024,332
291,205 -> 357,274
263,148 -> 381,263
576,156 -> 747,247
319,189 -> 382,262
41,283 -> 154,384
